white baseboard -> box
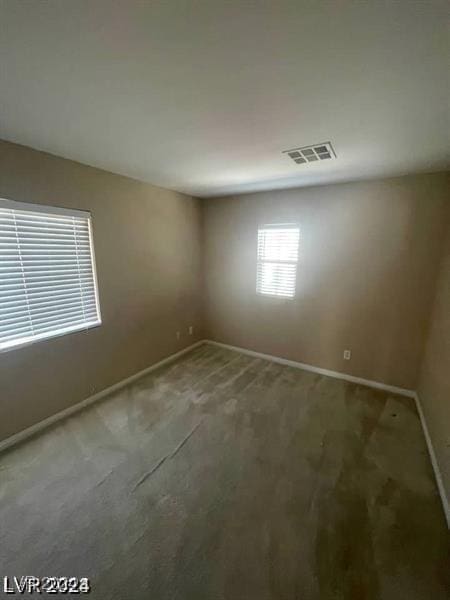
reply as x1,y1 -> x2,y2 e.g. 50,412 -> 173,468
414,393 -> 450,528
0,340 -> 205,455
1,337 -> 448,529
205,339 -> 415,398
206,339 -> 449,528
205,340 -> 450,529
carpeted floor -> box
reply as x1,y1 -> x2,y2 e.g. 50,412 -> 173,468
0,343 -> 448,599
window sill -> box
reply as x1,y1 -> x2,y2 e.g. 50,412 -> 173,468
0,321 -> 102,354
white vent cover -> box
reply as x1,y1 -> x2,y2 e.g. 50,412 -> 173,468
283,142 -> 336,165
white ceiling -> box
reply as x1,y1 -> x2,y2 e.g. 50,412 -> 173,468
0,1 -> 448,197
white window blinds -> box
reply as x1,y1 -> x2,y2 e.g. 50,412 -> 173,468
0,199 -> 101,351
256,224 -> 300,298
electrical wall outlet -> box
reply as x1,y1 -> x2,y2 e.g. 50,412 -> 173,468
176,331 -> 180,340
343,350 -> 351,360
188,326 -> 193,335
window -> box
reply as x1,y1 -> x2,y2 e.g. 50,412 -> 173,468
256,224 -> 300,298
0,198 -> 101,351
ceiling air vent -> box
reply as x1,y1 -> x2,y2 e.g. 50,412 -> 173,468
283,141 -> 336,165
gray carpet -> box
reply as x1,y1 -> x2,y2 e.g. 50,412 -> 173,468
0,344 -> 448,599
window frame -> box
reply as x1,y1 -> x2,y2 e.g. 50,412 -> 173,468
0,197 -> 102,352
256,223 -> 300,299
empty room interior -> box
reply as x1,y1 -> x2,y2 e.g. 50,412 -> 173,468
0,1 -> 449,598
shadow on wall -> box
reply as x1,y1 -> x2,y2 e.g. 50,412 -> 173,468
204,175 -> 450,389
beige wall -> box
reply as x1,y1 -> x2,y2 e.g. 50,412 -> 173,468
0,140 -> 204,442
418,218 -> 450,506
203,173 -> 450,390
1,137 -> 448,460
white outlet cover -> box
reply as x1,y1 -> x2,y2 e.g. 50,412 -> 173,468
344,350 -> 351,360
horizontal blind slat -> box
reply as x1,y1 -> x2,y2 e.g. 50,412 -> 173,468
0,203 -> 100,349
1,328 -> 36,343
1,292 -> 84,310
0,280 -> 95,297
0,273 -> 94,289
31,310 -> 99,333
32,316 -> 100,336
0,260 -> 93,270
1,298 -> 97,323
0,211 -> 87,224
256,226 -> 299,298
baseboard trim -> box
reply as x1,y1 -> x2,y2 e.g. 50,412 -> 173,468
2,337 -> 448,528
414,393 -> 450,528
206,339 -> 449,528
0,340 -> 205,455
205,339 -> 415,398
